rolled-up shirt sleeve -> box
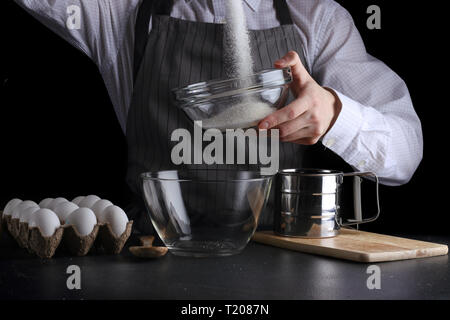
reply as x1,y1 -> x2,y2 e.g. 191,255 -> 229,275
312,3 -> 423,186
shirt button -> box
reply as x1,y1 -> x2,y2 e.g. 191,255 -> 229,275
325,138 -> 336,148
357,160 -> 366,168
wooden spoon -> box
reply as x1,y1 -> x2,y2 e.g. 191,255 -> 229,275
129,235 -> 168,258
139,235 -> 155,247
129,245 -> 168,258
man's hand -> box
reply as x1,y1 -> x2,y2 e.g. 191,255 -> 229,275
258,51 -> 342,145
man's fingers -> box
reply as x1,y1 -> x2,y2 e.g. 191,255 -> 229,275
274,51 -> 310,86
279,127 -> 313,143
292,137 -> 320,145
275,114 -> 310,138
258,97 -> 310,129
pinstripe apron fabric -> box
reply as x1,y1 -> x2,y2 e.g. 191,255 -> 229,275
126,0 -> 350,233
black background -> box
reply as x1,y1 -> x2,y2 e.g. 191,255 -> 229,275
0,1 -> 447,235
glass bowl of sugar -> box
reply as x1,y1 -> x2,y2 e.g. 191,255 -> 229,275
173,67 -> 292,130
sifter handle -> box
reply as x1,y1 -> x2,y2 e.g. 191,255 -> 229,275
338,172 -> 380,227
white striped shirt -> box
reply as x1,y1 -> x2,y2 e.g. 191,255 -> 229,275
13,0 -> 423,186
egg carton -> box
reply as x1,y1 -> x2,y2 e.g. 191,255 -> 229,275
2,211 -> 133,258
1,198 -> 133,259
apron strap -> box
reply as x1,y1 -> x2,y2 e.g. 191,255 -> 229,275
274,0 -> 293,25
133,0 -> 174,84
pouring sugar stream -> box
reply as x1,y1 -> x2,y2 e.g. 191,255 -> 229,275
206,0 -> 275,129
174,0 -> 291,132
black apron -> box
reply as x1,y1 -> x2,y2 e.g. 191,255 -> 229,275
126,0 -> 351,233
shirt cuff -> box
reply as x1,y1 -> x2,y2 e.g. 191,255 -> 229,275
321,89 -> 364,165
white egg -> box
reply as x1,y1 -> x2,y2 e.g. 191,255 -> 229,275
48,197 -> 69,211
20,206 -> 40,223
54,202 -> 79,224
38,198 -> 54,208
33,209 -> 61,237
3,198 -> 22,216
103,205 -> 129,237
72,196 -> 85,206
91,200 -> 113,222
12,200 -> 39,220
28,215 -> 38,228
66,208 -> 97,236
78,195 -> 101,209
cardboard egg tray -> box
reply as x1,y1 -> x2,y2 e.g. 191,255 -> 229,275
1,211 -> 133,258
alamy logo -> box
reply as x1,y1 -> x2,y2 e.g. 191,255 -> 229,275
366,265 -> 381,290
171,121 -> 279,175
66,5 -> 81,30
367,5 -> 381,30
66,265 -> 81,290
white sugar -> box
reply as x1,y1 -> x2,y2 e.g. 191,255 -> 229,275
203,101 -> 276,130
205,0 -> 273,130
224,0 -> 254,79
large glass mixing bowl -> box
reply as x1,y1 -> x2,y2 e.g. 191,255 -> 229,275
173,67 -> 292,130
141,170 -> 274,257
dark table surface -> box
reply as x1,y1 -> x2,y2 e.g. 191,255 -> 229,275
1,230 -> 449,300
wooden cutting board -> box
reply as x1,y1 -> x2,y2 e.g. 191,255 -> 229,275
252,229 -> 448,263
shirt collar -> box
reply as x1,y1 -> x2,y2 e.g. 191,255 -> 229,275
184,0 -> 262,12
